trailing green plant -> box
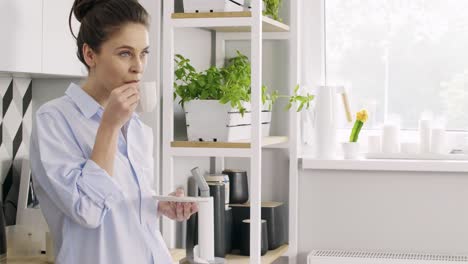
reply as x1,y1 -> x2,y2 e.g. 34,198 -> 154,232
285,84 -> 315,112
174,51 -> 313,115
263,0 -> 282,22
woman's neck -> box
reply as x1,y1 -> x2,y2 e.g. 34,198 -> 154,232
81,77 -> 110,108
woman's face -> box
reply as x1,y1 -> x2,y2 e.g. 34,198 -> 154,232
92,22 -> 150,92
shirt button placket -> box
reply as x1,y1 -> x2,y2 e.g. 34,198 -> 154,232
127,121 -> 144,225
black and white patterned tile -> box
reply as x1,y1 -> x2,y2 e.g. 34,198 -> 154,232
0,77 -> 32,224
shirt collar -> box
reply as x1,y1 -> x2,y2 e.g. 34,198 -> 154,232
65,82 -> 140,120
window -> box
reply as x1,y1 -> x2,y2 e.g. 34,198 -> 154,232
326,0 -> 468,130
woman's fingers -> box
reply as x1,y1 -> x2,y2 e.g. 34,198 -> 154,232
175,188 -> 185,197
176,202 -> 184,221
183,202 -> 191,219
164,188 -> 199,221
191,202 -> 199,214
127,93 -> 140,108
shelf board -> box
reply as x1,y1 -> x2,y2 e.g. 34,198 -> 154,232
171,244 -> 289,264
172,11 -> 251,19
229,201 -> 284,208
171,12 -> 289,32
171,136 -> 288,149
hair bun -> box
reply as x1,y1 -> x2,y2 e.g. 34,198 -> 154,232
71,0 -> 107,23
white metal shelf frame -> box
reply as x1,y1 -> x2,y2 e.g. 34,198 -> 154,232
161,1 -> 301,263
214,4 -> 301,262
289,0 -> 301,262
214,20 -> 300,264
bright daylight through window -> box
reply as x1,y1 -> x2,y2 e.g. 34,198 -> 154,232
326,0 -> 468,130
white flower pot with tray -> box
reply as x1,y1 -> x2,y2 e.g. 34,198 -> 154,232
184,100 -> 271,142
183,0 -> 247,13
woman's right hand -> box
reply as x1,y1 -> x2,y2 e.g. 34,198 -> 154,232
101,84 -> 140,129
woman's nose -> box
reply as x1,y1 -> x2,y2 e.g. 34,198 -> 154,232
131,57 -> 144,73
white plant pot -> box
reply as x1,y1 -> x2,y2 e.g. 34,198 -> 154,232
184,100 -> 271,142
183,0 -> 247,13
341,142 -> 360,159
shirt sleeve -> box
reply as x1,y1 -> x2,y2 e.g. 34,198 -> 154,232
30,110 -> 125,229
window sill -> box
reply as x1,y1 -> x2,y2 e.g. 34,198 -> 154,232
301,157 -> 468,173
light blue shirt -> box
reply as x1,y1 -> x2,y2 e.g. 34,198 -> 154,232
30,83 -> 172,264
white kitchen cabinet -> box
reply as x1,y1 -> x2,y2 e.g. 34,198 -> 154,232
0,0 -> 43,73
42,0 -> 87,77
0,0 -> 86,77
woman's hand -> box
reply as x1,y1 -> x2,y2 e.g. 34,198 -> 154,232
101,84 -> 140,129
158,188 -> 199,221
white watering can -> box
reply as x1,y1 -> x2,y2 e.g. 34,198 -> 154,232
302,85 -> 352,159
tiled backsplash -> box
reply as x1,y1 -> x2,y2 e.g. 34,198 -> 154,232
0,77 -> 32,225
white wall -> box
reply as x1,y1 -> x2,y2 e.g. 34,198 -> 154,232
297,169 -> 468,263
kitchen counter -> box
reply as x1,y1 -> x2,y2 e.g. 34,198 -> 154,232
6,256 -> 50,264
6,245 -> 289,263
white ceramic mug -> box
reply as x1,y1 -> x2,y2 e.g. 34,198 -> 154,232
136,81 -> 158,113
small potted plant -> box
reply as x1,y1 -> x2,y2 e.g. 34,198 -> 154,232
183,0 -> 282,22
262,0 -> 282,21
342,109 -> 369,159
183,0 -> 248,14
174,51 -> 314,142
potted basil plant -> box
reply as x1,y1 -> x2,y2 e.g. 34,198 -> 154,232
174,51 -> 314,142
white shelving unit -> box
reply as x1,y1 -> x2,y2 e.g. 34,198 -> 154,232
161,1 -> 301,263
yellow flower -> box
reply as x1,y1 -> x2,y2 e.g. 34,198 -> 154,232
356,109 -> 369,122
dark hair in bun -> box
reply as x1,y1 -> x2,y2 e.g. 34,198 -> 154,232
69,0 -> 150,70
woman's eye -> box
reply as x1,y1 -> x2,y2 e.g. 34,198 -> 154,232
141,50 -> 150,57
120,51 -> 131,57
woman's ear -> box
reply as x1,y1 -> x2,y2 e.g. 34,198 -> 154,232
82,43 -> 97,68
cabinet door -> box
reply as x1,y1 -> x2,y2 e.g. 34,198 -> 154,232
0,0 -> 43,73
42,0 -> 87,77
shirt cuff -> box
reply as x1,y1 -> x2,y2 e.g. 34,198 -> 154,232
76,159 -> 124,210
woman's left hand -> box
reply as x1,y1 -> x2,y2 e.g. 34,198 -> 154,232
157,188 -> 199,221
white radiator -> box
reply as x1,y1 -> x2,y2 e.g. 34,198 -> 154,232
308,250 -> 468,264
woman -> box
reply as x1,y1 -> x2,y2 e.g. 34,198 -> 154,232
29,0 -> 197,263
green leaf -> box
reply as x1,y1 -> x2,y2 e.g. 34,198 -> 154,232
297,103 -> 304,112
294,84 -> 300,93
219,97 -> 229,104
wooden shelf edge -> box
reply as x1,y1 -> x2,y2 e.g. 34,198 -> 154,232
262,16 -> 290,32
227,244 -> 289,263
172,11 -> 252,19
171,136 -> 288,149
171,244 -> 289,264
171,12 -> 290,32
171,141 -> 250,149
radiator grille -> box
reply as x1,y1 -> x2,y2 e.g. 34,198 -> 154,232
310,250 -> 468,262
